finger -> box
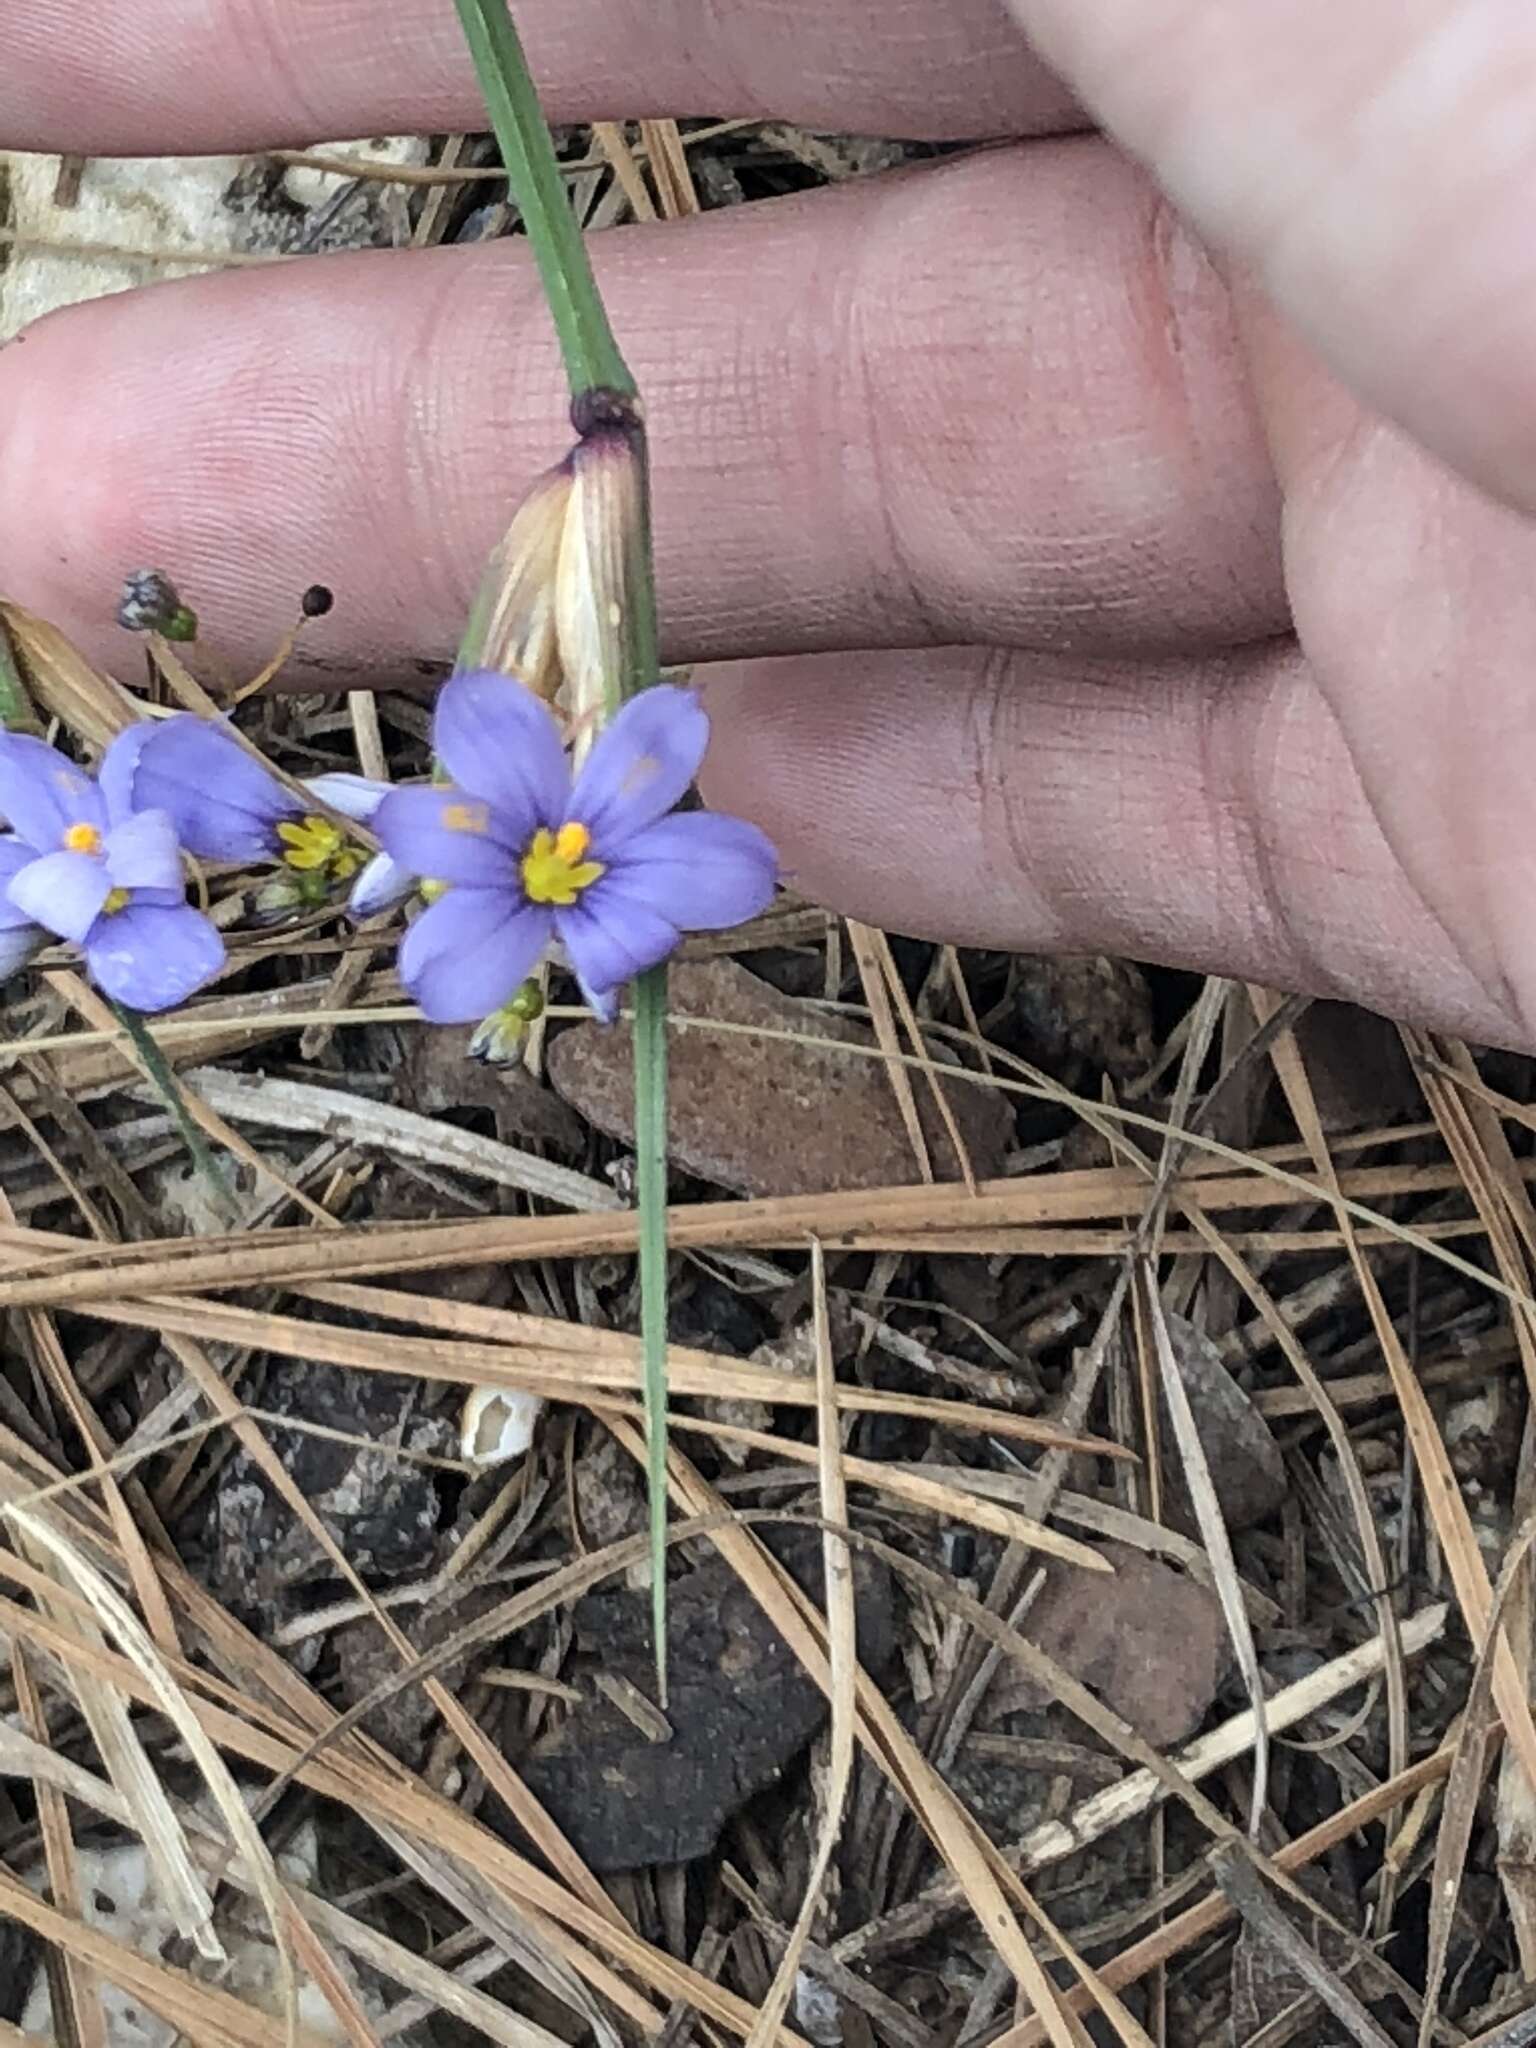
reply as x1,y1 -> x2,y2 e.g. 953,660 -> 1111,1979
697,642 -> 1523,1050
0,143 -> 1284,682
1,0 -> 1075,152
1242,304 -> 1536,1052
1010,0 -> 1536,518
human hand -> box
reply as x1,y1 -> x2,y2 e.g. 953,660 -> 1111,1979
4,1 -> 1536,1047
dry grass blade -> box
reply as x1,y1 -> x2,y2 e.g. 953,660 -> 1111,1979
744,1243 -> 857,2048
638,118 -> 702,216
180,1064 -> 621,1211
0,599 -> 137,741
1420,1507 -> 1536,2047
845,919 -> 936,1184
1137,1259 -> 1268,1835
24,1276 -> 1124,1458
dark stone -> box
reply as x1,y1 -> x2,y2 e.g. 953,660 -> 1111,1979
190,1359 -> 456,1619
511,1532 -> 897,1870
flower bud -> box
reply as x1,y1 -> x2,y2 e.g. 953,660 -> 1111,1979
458,460 -> 573,700
117,568 -> 198,641
554,420 -> 647,762
468,979 -> 546,1063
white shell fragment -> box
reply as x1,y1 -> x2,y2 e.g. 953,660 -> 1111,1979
461,1386 -> 545,1467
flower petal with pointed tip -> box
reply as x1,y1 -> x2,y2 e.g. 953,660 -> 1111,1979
555,891 -> 680,1009
96,723 -> 156,826
103,809 -> 183,894
9,850 -> 111,942
569,686 -> 710,852
304,771 -> 392,823
84,902 -> 225,1011
608,811 -> 779,930
433,670 -> 569,835
131,715 -> 297,860
398,888 -> 552,1023
0,732 -> 105,850
373,786 -> 522,887
347,850 -> 414,918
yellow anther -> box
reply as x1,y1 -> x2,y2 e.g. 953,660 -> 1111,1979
277,814 -> 344,871
520,822 -> 605,907
63,821 -> 103,855
101,887 -> 130,916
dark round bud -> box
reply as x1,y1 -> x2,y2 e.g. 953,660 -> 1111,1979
300,583 -> 334,619
117,568 -> 195,637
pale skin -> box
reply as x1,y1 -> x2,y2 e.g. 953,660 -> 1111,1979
4,1 -> 1536,1046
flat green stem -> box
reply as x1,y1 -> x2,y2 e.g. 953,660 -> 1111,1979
452,0 -> 673,1694
110,1002 -> 239,1227
451,0 -> 633,398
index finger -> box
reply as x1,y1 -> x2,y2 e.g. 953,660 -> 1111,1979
2,0 -> 1077,153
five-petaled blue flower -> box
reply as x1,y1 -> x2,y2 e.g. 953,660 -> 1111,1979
373,672 -> 778,1022
121,716 -> 403,912
0,730 -> 224,1011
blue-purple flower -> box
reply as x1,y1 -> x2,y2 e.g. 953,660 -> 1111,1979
0,730 -> 224,1011
373,672 -> 778,1023
121,716 -> 403,913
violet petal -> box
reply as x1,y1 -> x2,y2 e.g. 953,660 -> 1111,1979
433,670 -> 568,838
568,686 -> 709,853
0,836 -> 38,930
97,724 -> 156,826
399,889 -> 551,1023
608,811 -> 778,930
0,732 -> 105,851
103,809 -> 184,894
8,850 -> 111,943
347,851 -> 414,918
555,891 -> 679,1008
0,922 -> 44,982
305,772 -> 392,823
131,715 -> 297,860
373,786 -> 522,887
84,902 -> 225,1012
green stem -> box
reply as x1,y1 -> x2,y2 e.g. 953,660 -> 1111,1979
110,1002 -> 239,1226
451,0 -> 633,398
452,0 -> 673,1694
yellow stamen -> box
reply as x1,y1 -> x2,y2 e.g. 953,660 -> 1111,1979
521,822 -> 604,907
277,814 -> 347,872
63,821 -> 102,855
101,887 -> 130,915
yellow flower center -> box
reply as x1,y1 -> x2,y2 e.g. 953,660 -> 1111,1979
277,814 -> 348,872
63,821 -> 102,854
101,887 -> 130,915
521,821 -> 604,907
